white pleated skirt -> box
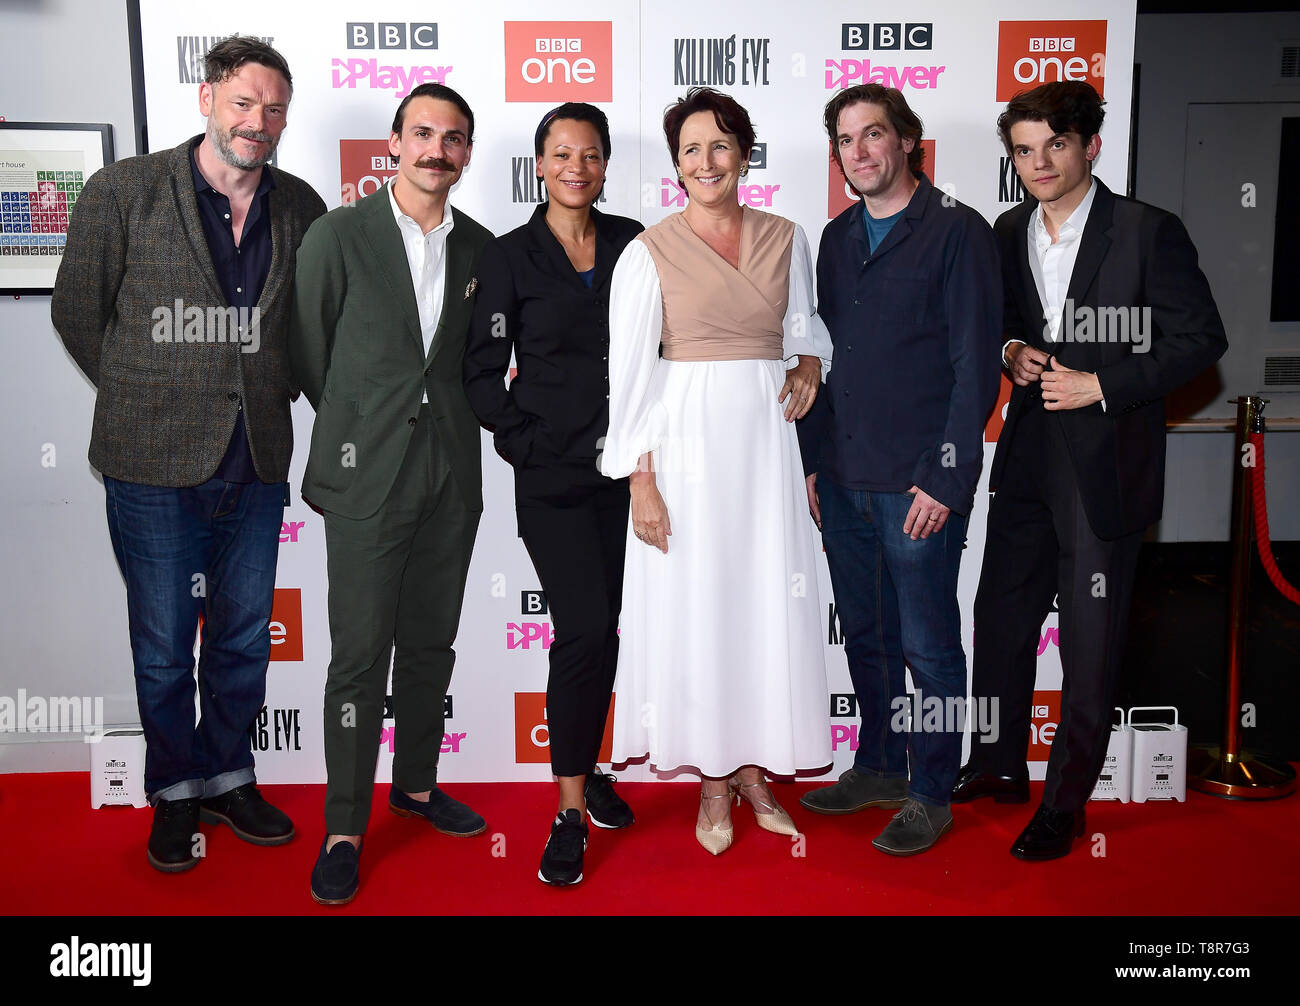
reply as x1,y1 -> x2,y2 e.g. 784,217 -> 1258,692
611,358 -> 832,777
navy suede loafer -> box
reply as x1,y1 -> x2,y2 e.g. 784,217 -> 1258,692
388,785 -> 486,836
310,837 -> 361,906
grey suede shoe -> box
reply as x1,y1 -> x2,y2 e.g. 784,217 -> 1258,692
799,768 -> 908,815
871,798 -> 953,856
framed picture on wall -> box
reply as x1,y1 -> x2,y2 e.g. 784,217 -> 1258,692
0,122 -> 115,295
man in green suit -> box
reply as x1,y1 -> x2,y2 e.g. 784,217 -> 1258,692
289,83 -> 493,905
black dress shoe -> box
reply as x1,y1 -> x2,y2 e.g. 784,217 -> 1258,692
199,783 -> 294,845
147,797 -> 202,873
388,785 -> 486,836
1010,804 -> 1086,861
950,764 -> 1029,804
310,837 -> 361,906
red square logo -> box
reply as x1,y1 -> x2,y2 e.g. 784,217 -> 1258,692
339,139 -> 398,206
1028,689 -> 1061,761
514,691 -> 614,763
504,21 -> 612,102
996,20 -> 1107,101
985,373 -> 1015,444
268,588 -> 303,662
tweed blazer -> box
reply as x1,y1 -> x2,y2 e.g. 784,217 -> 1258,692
51,135 -> 327,486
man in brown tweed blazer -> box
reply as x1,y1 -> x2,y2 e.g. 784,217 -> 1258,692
51,37 -> 326,874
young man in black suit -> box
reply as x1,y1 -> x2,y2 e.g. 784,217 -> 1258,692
951,81 -> 1227,859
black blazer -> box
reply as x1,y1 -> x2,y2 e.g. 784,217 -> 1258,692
464,203 -> 643,465
992,179 -> 1228,540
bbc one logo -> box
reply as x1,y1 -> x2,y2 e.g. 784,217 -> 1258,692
504,21 -> 612,102
826,23 -> 944,91
177,34 -> 274,83
333,20 -> 451,97
340,140 -> 397,205
995,20 -> 1107,101
1029,691 -> 1061,758
514,691 -> 614,763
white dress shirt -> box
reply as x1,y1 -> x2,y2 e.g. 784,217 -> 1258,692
388,180 -> 454,404
1003,178 -> 1105,409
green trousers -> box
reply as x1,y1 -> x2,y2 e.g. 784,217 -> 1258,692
321,406 -> 480,835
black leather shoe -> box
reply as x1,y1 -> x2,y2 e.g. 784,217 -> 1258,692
950,764 -> 1030,804
200,783 -> 294,845
147,797 -> 202,873
310,837 -> 361,906
1010,804 -> 1086,861
389,785 -> 486,836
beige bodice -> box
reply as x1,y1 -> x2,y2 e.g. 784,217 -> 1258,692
636,207 -> 795,362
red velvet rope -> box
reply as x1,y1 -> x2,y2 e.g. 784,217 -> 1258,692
1249,431 -> 1300,606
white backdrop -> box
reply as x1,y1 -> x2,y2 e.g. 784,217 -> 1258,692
134,0 -> 1136,783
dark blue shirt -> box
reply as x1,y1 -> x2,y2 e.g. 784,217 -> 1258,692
863,205 -> 903,254
577,266 -> 595,289
798,173 -> 1003,515
189,140 -> 275,483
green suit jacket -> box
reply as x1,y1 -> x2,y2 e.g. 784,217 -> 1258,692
289,185 -> 492,519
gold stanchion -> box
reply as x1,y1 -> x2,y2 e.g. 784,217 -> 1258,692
1187,396 -> 1296,799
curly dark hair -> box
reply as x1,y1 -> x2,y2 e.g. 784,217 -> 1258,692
823,84 -> 924,173
997,81 -> 1105,154
202,35 -> 292,91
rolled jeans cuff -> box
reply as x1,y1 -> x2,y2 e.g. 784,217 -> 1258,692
149,778 -> 204,805
204,767 -> 256,800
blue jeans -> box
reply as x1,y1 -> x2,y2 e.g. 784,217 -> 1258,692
818,476 -> 969,806
104,475 -> 284,803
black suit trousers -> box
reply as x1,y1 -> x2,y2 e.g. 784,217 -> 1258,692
515,458 -> 630,777
971,400 -> 1143,812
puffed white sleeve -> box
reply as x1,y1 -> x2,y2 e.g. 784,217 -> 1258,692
783,224 -> 833,381
600,238 -> 669,479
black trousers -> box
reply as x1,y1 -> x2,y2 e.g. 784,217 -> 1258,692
515,457 -> 629,778
970,402 -> 1143,813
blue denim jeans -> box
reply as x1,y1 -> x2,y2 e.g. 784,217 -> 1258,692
818,476 -> 969,806
104,475 -> 284,803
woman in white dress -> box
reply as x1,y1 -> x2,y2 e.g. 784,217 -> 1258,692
600,88 -> 834,854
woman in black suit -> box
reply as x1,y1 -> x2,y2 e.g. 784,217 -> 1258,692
464,103 -> 643,887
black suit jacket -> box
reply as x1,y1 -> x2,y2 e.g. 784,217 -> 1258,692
464,203 -> 643,465
992,179 -> 1228,540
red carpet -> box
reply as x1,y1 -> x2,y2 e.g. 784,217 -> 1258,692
3,772 -> 1296,915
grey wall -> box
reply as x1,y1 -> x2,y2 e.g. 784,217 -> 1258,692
1135,12 -> 1300,541
0,0 -> 139,770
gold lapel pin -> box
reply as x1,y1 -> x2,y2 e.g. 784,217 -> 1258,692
465,277 -> 478,299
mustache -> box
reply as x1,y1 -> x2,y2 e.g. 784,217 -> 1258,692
413,156 -> 456,171
231,128 -> 273,144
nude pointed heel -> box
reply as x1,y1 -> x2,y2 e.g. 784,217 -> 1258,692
695,789 -> 736,855
729,774 -> 800,837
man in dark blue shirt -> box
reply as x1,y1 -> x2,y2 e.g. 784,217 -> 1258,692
53,37 -> 328,874
798,84 -> 1002,855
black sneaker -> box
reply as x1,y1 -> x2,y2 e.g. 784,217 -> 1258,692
538,808 -> 587,886
584,769 -> 634,829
